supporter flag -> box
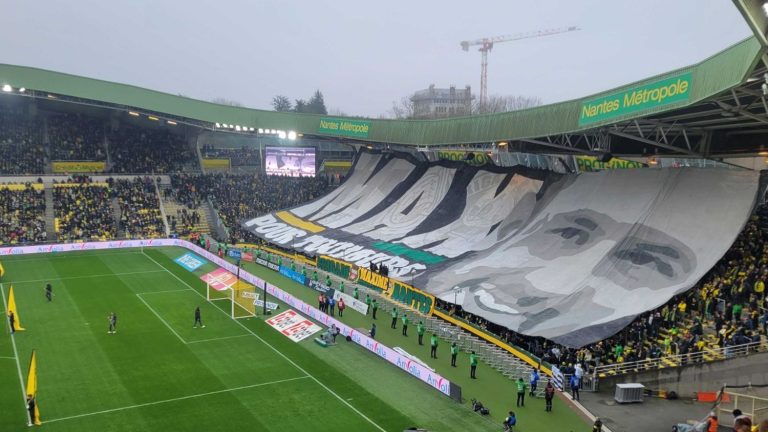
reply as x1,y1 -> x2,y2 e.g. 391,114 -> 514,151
7,286 -> 25,331
25,350 -> 41,425
0,261 -> 5,279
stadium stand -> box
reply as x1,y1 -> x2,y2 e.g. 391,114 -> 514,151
200,145 -> 261,167
112,177 -> 165,239
0,183 -> 47,245
53,176 -> 116,241
0,109 -> 46,174
169,173 -> 333,243
48,113 -> 106,161
108,127 -> 195,174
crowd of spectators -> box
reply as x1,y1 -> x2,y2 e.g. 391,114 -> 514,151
53,176 -> 116,242
48,113 -> 105,161
169,173 -> 333,243
169,208 -> 201,236
200,145 -> 261,167
109,127 -> 195,174
111,177 -> 164,238
0,110 -> 46,174
0,183 -> 47,245
435,205 -> 768,373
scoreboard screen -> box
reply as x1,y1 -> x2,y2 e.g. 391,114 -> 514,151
264,147 -> 316,177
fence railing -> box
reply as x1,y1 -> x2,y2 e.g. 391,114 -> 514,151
592,339 -> 768,378
719,391 -> 768,425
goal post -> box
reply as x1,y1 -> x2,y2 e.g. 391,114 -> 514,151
202,268 -> 257,319
232,280 -> 257,319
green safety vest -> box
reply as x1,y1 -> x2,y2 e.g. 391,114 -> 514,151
451,345 -> 458,355
516,381 -> 526,392
402,316 -> 409,325
391,309 -> 398,318
431,336 -> 438,346
470,354 -> 478,366
372,301 -> 378,310
354,289 -> 359,299
339,282 -> 345,292
417,324 -> 425,335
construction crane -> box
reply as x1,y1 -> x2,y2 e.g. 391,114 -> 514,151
461,26 -> 580,110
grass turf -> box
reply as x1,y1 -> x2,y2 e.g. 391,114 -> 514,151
0,247 -> 504,432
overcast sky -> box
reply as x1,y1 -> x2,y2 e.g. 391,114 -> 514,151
1,0 -> 753,117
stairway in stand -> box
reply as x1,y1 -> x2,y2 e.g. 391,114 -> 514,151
43,184 -> 57,242
161,186 -> 212,236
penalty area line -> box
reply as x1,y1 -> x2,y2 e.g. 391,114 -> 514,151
10,269 -> 167,285
140,250 -> 389,432
43,375 -> 311,425
185,334 -> 250,344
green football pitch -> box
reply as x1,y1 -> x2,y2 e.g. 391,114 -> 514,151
0,247 -> 589,431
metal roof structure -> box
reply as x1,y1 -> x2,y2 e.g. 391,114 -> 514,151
1,1 -> 767,157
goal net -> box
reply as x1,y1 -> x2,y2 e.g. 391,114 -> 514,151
204,270 -> 256,319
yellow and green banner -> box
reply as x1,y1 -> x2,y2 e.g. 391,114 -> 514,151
576,156 -> 646,172
436,150 -> 492,167
318,118 -> 371,138
202,158 -> 231,169
318,255 -> 353,280
51,161 -> 106,173
388,279 -> 435,315
357,267 -> 389,292
0,183 -> 43,191
579,72 -> 692,126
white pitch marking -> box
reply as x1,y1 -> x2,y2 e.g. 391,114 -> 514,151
0,283 -> 33,425
43,375 -> 311,425
10,270 -> 166,285
140,251 -> 388,432
135,293 -> 187,344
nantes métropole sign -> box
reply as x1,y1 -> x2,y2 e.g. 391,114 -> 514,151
579,72 -> 692,126
318,118 -> 371,138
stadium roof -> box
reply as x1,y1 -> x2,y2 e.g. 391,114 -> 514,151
1,34 -> 767,156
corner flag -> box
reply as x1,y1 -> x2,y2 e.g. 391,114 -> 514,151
7,286 -> 25,331
26,350 -> 41,425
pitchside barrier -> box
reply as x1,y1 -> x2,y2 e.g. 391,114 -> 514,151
0,239 -> 460,402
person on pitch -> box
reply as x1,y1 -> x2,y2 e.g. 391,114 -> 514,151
194,306 -> 205,328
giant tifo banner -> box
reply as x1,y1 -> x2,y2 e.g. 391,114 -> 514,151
0,238 -> 459,400
243,150 -> 759,347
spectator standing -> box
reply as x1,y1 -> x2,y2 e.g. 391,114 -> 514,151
529,368 -> 540,396
516,377 -> 527,407
544,381 -> 555,412
469,351 -> 478,379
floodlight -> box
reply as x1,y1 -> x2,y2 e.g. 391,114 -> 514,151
235,125 -> 241,131
2,84 -> 12,92
18,87 -> 25,93
128,111 -> 140,117
249,127 -> 254,132
258,128 -> 264,134
271,129 -> 277,134
148,116 -> 159,121
278,131 -> 287,139
167,120 -> 177,125
215,123 -> 221,128
287,131 -> 297,140
763,1 -> 768,17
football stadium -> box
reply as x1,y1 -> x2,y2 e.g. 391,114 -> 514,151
3,2 -> 768,432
